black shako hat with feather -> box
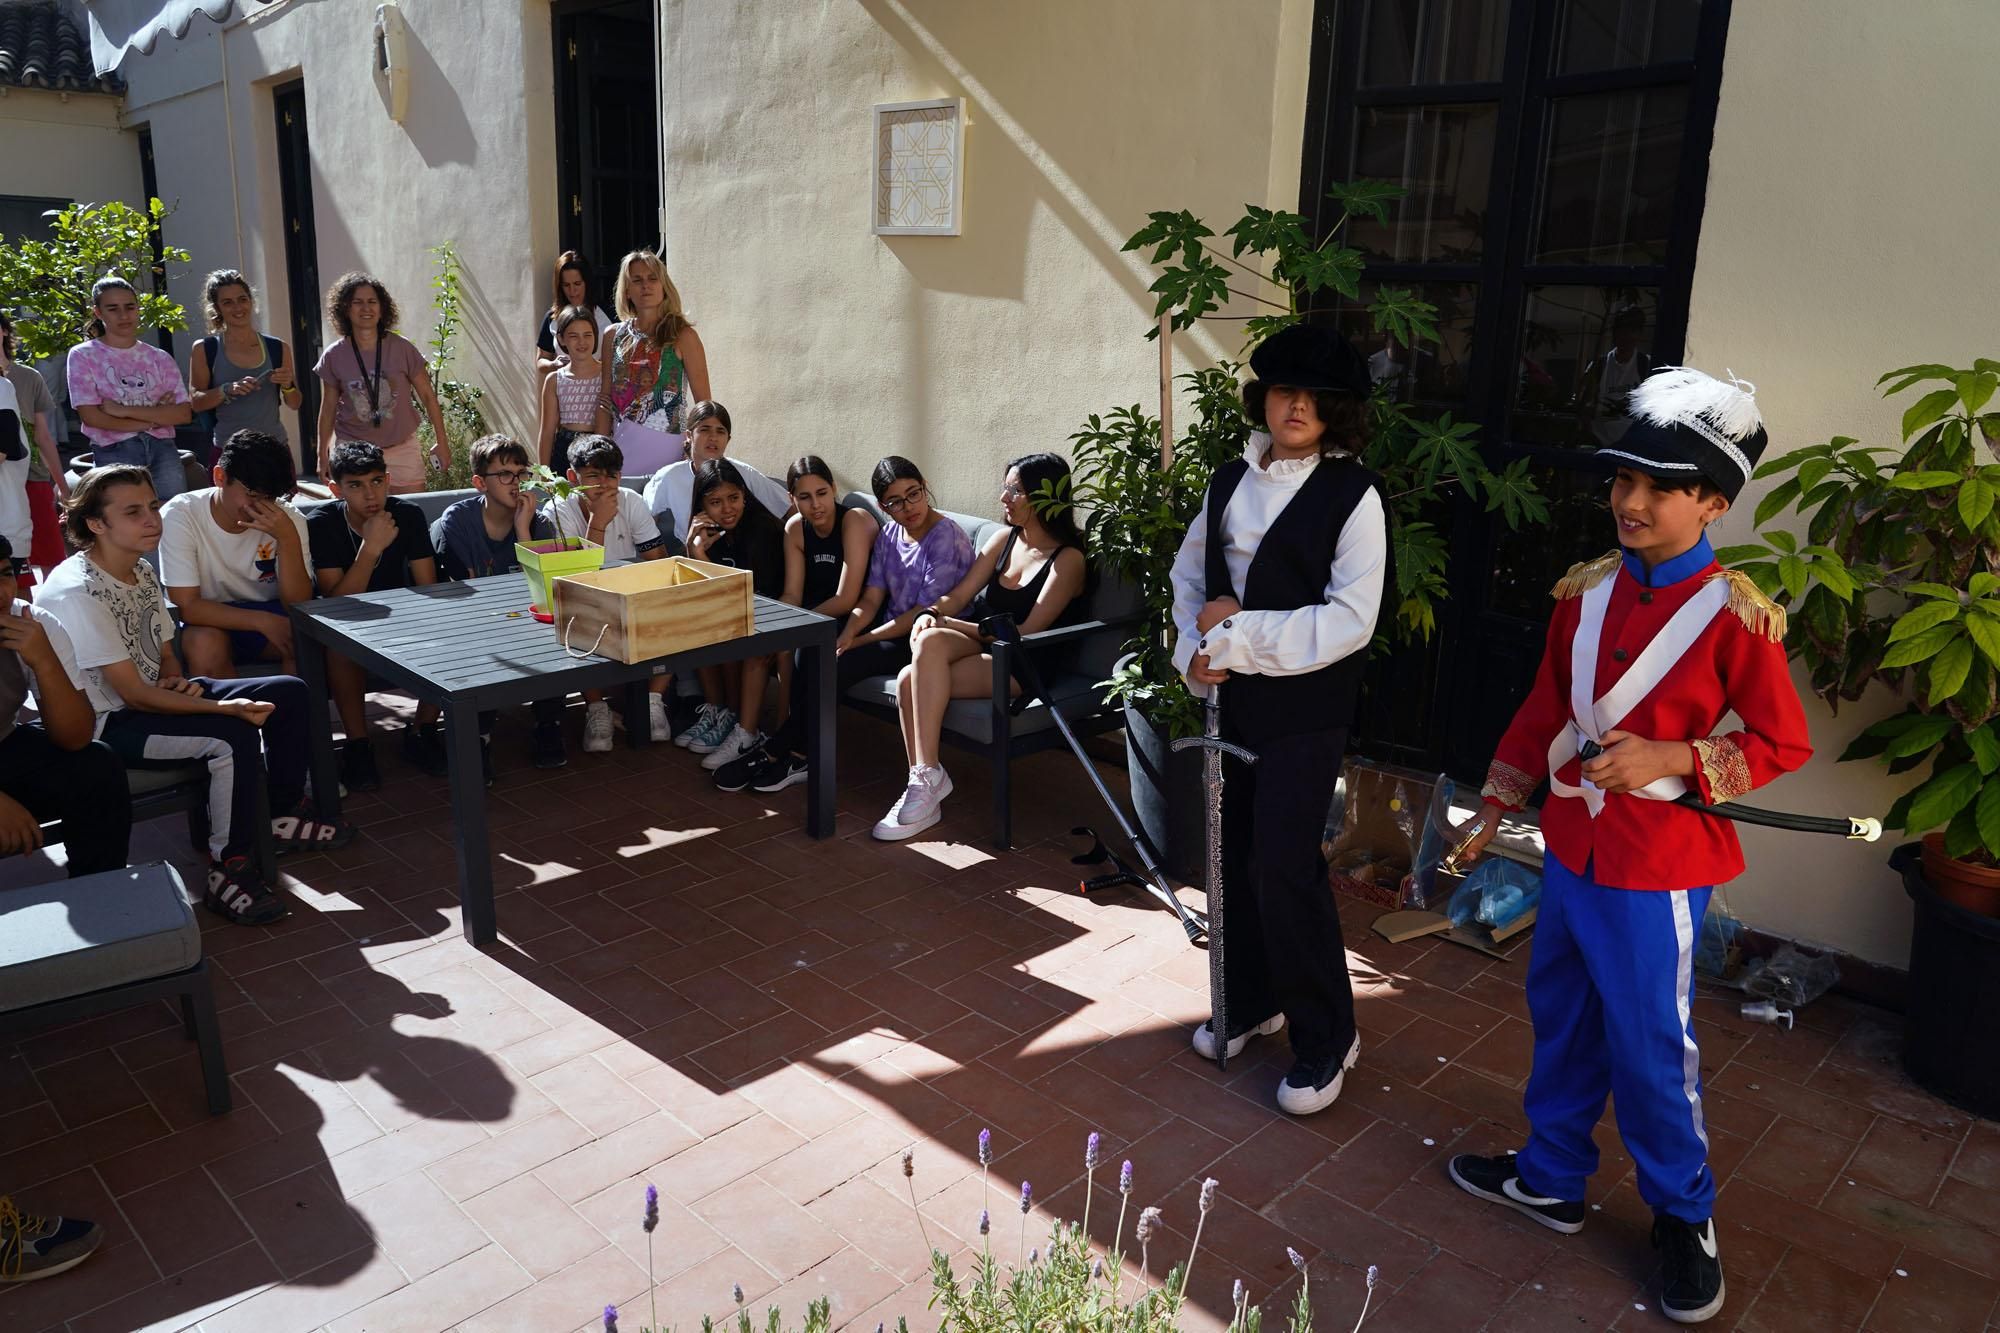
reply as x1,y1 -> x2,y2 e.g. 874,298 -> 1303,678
1595,366 -> 1769,502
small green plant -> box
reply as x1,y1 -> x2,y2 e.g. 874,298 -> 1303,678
0,198 -> 189,361
419,240 -> 487,490
523,463 -> 592,548
1063,182 -> 1546,736
1715,360 -> 2000,862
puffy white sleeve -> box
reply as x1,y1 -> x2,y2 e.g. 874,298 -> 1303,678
743,463 -> 793,520
1199,487 -> 1385,677
1168,492 -> 1212,684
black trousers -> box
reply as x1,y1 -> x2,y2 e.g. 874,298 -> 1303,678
1218,718 -> 1356,1066
0,724 -> 133,876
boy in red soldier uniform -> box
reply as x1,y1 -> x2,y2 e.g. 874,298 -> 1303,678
1448,367 -> 1811,1325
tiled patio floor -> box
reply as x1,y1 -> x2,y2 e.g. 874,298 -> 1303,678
2,709 -> 1994,1333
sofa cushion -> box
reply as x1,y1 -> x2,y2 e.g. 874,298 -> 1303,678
126,763 -> 206,800
0,863 -> 200,1012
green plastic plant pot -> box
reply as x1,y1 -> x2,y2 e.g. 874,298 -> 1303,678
516,538 -> 605,612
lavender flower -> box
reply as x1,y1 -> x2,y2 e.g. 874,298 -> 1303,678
1233,1279 -> 1245,1308
1119,1160 -> 1133,1196
1367,1264 -> 1379,1288
1020,1180 -> 1033,1214
1199,1177 -> 1218,1215
1029,1246 -> 1040,1265
733,1283 -> 746,1307
1136,1206 -> 1162,1245
642,1183 -> 659,1234
603,1304 -> 619,1333
901,1147 -> 914,1178
1085,1131 -> 1101,1171
1092,1257 -> 1105,1280
979,1208 -> 991,1236
978,1128 -> 993,1167
1286,1247 -> 1306,1273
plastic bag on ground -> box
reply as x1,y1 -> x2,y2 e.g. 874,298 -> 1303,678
1445,857 -> 1542,930
1695,902 -> 1744,980
1740,945 -> 1839,1007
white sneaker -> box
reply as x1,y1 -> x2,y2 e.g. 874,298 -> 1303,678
582,701 -> 614,753
702,725 -> 762,771
1275,1033 -> 1363,1117
871,765 -> 952,840
648,693 -> 672,742
1191,1012 -> 1286,1063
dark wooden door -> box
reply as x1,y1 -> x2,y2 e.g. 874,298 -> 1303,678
554,0 -> 660,300
273,80 -> 322,473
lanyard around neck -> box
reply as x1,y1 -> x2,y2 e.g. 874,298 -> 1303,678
353,335 -> 385,426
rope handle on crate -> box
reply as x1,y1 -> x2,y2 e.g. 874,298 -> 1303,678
561,617 -> 611,660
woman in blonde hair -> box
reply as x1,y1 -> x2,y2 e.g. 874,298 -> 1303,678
188,270 -> 300,460
601,250 -> 710,474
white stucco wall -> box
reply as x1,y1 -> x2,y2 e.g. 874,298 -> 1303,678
0,88 -> 144,214
655,0 -> 1313,513
113,0 -> 557,459
1686,0 -> 2000,967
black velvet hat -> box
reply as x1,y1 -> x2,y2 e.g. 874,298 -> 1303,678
1246,323 -> 1371,398
1597,366 -> 1769,502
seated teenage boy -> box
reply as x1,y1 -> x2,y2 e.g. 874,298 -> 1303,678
0,535 -> 132,875
157,429 -> 313,678
429,434 -> 566,775
545,433 -> 671,752
307,441 -> 447,790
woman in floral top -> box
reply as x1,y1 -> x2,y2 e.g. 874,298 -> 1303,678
601,250 -> 711,474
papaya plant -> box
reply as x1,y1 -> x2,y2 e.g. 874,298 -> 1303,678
1714,361 -> 2000,862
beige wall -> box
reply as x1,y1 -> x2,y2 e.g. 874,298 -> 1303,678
114,0 -> 558,460
0,88 -> 144,213
1686,0 -> 2000,966
656,0 -> 1313,513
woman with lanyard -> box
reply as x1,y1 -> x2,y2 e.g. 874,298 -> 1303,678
188,270 -> 300,465
313,272 -> 450,493
602,250 -> 711,476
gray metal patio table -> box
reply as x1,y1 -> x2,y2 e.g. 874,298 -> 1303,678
289,571 -> 838,947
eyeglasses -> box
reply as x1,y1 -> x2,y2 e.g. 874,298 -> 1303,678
480,469 -> 529,484
881,487 -> 928,514
999,483 -> 1026,501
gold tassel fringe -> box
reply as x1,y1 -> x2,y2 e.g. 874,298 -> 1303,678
1551,551 -> 1621,600
1707,568 -> 1787,642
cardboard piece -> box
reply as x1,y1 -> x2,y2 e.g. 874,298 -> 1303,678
1440,907 -> 1537,959
1372,910 -> 1452,944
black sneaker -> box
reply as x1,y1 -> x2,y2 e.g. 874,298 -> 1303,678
712,742 -> 772,793
1652,1215 -> 1726,1324
271,800 -> 357,855
204,856 -> 290,925
400,722 -> 449,777
531,722 -> 567,770
748,751 -> 810,793
1275,1032 -> 1362,1116
0,1197 -> 103,1282
338,738 -> 381,793
1446,1153 -> 1586,1234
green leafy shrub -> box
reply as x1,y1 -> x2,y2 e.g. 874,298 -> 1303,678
1715,361 -> 2000,861
0,199 -> 189,361
419,240 -> 487,490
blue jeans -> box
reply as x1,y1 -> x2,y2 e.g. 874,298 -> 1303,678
94,434 -> 186,501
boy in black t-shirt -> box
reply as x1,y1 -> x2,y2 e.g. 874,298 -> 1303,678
307,441 -> 444,790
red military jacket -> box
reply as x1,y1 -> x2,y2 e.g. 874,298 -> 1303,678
1481,534 -> 1813,890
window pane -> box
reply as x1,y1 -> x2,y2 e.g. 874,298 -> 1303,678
1486,464 -> 1614,619
1533,88 -> 1687,264
1326,281 -> 1479,407
1361,0 -> 1508,86
1510,285 -> 1659,449
1350,103 -> 1498,262
1555,0 -> 1702,74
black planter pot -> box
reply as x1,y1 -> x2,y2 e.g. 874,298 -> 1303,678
1893,842 -> 2000,1121
1122,700 -> 1205,884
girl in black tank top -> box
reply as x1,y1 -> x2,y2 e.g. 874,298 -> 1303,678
800,501 -> 848,608
868,452 -> 1089,843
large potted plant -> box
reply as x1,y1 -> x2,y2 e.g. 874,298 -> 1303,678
1715,359 -> 2000,1115
1068,183 -> 1545,876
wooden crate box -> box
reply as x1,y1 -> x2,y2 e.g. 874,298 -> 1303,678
550,557 -> 754,663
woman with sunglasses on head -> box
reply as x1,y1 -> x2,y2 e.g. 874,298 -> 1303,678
872,453 -> 1087,841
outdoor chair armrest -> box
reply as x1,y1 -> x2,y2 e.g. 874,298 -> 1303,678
1011,613 -> 1144,651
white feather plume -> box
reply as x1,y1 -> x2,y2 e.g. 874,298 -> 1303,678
1628,365 -> 1764,443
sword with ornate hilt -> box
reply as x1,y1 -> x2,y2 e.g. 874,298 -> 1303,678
1573,739 -> 1882,841
1172,688 -> 1259,1072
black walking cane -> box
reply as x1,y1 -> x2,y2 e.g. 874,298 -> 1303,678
1575,740 -> 1883,841
982,615 -> 1208,945
1171,689 -> 1258,1071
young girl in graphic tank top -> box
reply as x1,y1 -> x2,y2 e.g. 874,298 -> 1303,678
536,306 -> 611,473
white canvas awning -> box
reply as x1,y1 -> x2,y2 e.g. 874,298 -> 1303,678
82,0 -> 273,72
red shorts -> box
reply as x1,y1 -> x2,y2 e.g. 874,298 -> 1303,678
26,480 -> 64,570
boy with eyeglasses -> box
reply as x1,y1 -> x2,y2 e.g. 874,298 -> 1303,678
428,434 -> 566,774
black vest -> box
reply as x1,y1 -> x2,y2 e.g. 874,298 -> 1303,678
1203,453 -> 1383,745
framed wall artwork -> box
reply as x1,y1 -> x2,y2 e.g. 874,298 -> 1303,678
873,97 -> 964,236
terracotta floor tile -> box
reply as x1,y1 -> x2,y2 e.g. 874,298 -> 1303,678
757,1107 -> 914,1205
1950,1121 -> 2000,1191
806,1176 -> 938,1284
0,1102 -> 172,1193
232,1165 -> 378,1279
120,1163 -> 256,1279
1489,1246 -> 1649,1333
427,1109 -> 596,1201
453,1242 -> 650,1333
693,1174 -> 845,1279
1819,1179 -> 2000,1276
464,1171 -> 612,1279
1738,1115 -> 1860,1202
1863,1252 -> 2000,1332
324,1243 -> 534,1333
1305,1113 -> 1455,1211
659,1111 -> 809,1202
530,1050 -> 660,1138
759,1244 -> 905,1332
1847,1116 -> 1963,1206
1361,1251 -> 1517,1333
1374,1172 -> 1563,1280
349,1168 -> 490,1280
36,1046 -> 149,1129
1737,1246 -> 1890,1333
63,1239 -> 281,1333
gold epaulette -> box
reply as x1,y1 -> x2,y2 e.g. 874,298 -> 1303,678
1706,568 -> 1787,642
1551,551 -> 1621,600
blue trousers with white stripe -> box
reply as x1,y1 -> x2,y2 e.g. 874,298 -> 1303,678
1515,857 -> 1715,1223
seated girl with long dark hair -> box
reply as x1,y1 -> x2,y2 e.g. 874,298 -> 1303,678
872,452 -> 1087,841
680,459 -> 789,767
